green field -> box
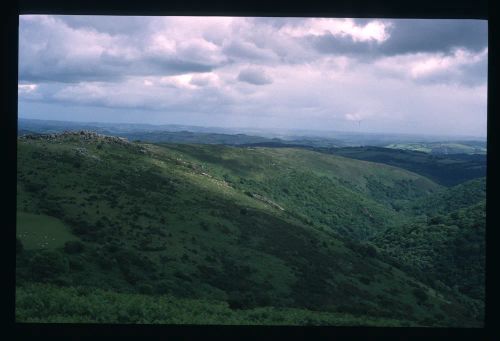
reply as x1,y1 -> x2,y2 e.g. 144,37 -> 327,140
16,212 -> 79,250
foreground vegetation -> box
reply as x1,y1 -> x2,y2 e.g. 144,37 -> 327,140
17,283 -> 423,326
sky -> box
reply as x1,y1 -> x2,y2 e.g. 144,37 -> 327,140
18,15 -> 488,137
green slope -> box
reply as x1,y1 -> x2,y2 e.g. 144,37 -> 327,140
15,133 -> 483,326
402,177 -> 486,217
162,144 -> 441,239
371,199 -> 485,303
320,146 -> 486,187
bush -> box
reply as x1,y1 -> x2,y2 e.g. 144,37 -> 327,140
412,288 -> 428,302
30,250 -> 69,281
137,283 -> 154,295
64,241 -> 85,254
429,216 -> 443,225
359,276 -> 372,285
69,258 -> 85,271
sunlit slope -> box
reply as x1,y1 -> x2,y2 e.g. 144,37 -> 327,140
16,134 -> 479,326
160,144 -> 441,239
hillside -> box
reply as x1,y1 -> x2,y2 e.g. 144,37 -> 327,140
15,132 -> 484,326
163,143 -> 441,239
385,141 -> 487,155
402,177 -> 486,216
317,146 -> 486,187
371,201 -> 485,302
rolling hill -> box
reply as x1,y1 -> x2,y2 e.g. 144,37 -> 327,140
316,146 -> 486,187
15,132 -> 485,326
385,141 -> 487,155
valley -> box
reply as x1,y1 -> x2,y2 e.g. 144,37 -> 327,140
15,130 -> 486,326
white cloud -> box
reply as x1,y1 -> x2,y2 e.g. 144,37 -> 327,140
18,84 -> 38,92
280,18 -> 392,43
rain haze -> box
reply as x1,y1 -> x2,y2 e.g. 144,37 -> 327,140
18,15 -> 488,138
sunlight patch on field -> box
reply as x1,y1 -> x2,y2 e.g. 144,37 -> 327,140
17,212 -> 79,250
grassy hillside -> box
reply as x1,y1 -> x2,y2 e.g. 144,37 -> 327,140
15,132 -> 484,326
166,144 -> 441,238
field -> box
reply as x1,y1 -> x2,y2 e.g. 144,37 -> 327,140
16,212 -> 79,250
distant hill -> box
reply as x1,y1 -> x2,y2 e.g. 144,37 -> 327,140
17,118 -> 345,147
314,146 -> 486,187
386,141 -> 486,155
15,132 -> 484,326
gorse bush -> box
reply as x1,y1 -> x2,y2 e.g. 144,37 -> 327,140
64,241 -> 85,254
29,250 -> 69,281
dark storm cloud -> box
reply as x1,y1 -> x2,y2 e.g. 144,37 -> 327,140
311,33 -> 377,56
237,68 -> 273,85
145,57 -> 215,74
309,19 -> 487,58
57,15 -> 153,36
380,19 -> 487,55
19,52 -> 216,84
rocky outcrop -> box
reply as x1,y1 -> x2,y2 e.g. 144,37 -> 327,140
19,130 -> 130,145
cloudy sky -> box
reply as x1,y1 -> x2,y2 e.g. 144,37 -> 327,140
18,15 -> 488,137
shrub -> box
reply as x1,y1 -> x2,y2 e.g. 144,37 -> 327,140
429,216 -> 443,225
69,258 -> 85,271
155,280 -> 172,294
64,241 -> 85,254
30,250 -> 69,281
359,276 -> 371,285
137,283 -> 154,295
412,288 -> 428,302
